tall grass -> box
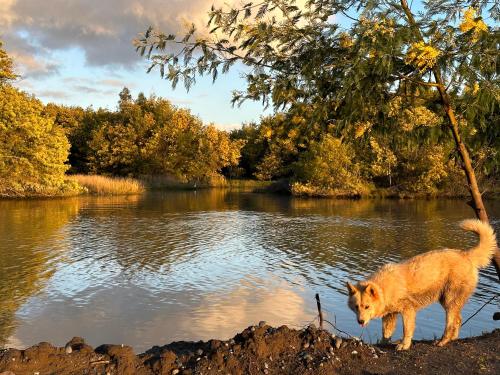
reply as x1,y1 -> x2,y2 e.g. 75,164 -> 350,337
70,175 -> 145,195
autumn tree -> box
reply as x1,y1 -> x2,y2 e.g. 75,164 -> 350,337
0,85 -> 78,197
136,0 -> 500,275
0,41 -> 17,85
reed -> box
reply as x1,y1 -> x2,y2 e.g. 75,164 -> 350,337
70,174 -> 145,195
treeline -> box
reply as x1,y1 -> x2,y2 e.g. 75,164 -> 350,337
230,93 -> 499,197
0,41 -> 243,197
1,38 -> 498,198
44,87 -> 243,181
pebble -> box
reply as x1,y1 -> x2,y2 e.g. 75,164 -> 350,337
373,354 -> 379,359
65,344 -> 72,354
171,370 -> 180,375
334,337 -> 343,349
302,342 -> 310,349
196,349 -> 203,356
351,350 -> 358,355
329,347 -> 334,354
259,321 -> 266,328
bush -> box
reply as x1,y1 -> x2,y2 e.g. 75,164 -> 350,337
292,135 -> 369,196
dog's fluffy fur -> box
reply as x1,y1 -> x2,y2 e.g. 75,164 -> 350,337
346,219 -> 497,350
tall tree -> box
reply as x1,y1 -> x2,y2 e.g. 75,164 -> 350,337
136,0 -> 500,277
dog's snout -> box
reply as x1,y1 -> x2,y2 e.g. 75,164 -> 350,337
358,318 -> 365,325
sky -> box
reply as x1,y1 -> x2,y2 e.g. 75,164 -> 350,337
0,0 -> 273,130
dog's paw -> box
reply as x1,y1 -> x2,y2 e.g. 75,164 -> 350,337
435,339 -> 449,347
395,341 -> 411,351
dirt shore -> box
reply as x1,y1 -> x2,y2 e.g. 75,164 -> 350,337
0,324 -> 498,375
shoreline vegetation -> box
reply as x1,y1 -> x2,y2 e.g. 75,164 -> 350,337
0,325 -> 498,375
1,173 -> 499,199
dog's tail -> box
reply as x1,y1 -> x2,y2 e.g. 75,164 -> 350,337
461,219 -> 497,269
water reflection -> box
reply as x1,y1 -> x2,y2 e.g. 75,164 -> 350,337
1,191 -> 499,351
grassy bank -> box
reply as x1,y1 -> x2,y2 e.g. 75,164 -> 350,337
69,175 -> 145,195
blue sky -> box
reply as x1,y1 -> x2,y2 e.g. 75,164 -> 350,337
0,0 -> 271,130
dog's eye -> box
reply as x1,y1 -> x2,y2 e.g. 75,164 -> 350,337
365,306 -> 369,310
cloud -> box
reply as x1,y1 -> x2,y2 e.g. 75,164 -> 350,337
1,0 -> 241,70
36,89 -> 72,100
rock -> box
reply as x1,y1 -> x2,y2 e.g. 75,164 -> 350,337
64,344 -> 72,354
171,370 -> 180,375
334,337 -> 343,349
259,321 -> 267,328
351,350 -> 358,355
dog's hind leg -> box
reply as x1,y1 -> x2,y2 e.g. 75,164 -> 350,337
437,305 -> 462,347
437,291 -> 471,346
396,309 -> 415,351
381,313 -> 397,343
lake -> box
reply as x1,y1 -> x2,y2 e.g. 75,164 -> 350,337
1,191 -> 499,352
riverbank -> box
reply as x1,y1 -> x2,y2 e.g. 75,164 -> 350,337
2,174 -> 499,200
1,324 -> 498,375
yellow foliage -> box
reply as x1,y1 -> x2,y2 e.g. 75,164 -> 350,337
0,85 -> 78,197
354,121 -> 373,138
405,41 -> 441,72
460,8 -> 488,42
369,137 -> 397,178
339,32 -> 354,48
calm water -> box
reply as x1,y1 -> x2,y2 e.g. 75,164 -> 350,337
1,191 -> 499,352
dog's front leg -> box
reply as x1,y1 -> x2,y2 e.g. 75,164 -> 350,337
396,309 -> 415,351
381,313 -> 397,344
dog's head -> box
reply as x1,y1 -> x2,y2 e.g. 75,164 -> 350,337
346,282 -> 381,327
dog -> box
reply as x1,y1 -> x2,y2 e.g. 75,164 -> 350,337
346,219 -> 496,350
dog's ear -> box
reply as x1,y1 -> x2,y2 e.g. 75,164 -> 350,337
366,284 -> 379,299
346,282 -> 357,296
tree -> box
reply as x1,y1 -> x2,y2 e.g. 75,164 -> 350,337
0,85 -> 75,196
0,41 -> 17,86
136,0 -> 500,277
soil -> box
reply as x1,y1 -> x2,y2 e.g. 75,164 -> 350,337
0,324 -> 498,375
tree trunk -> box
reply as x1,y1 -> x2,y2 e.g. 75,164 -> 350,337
400,0 -> 500,280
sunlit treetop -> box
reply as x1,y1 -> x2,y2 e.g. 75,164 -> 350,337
0,41 -> 18,86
